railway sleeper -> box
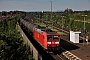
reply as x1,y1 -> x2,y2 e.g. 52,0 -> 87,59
62,51 -> 81,60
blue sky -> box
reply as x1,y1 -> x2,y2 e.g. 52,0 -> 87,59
0,0 -> 90,12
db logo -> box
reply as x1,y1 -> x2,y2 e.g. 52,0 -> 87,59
52,42 -> 54,44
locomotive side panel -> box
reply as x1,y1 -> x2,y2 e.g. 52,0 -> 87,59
34,29 -> 47,49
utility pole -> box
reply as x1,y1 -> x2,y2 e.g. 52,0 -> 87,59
83,15 -> 87,32
50,1 -> 53,29
42,11 -> 43,23
61,16 -> 64,35
82,15 -> 87,46
51,1 -> 52,21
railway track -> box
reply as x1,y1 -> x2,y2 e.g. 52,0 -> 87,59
23,15 -> 90,60
49,46 -> 81,60
42,20 -> 88,40
23,17 -> 84,60
19,23 -> 68,60
50,53 -> 68,60
34,18 -> 85,60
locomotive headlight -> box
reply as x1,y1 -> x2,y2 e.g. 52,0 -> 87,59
47,42 -> 51,44
55,42 -> 59,44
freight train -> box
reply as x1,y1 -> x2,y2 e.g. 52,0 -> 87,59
20,18 -> 60,52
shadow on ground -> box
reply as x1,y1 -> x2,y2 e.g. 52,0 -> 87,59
60,39 -> 80,51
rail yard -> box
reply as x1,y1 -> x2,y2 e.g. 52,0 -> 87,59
18,21 -> 68,60
0,10 -> 90,60
38,17 -> 90,60
18,14 -> 90,60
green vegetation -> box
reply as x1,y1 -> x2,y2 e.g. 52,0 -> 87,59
29,9 -> 90,35
0,17 -> 34,60
1,10 -> 90,35
39,23 -> 67,35
4,10 -> 89,35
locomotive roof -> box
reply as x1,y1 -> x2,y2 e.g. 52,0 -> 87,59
36,26 -> 56,34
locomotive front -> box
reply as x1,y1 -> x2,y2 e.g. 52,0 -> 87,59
46,33 -> 60,52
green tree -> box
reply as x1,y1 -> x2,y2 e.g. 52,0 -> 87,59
0,17 -> 34,60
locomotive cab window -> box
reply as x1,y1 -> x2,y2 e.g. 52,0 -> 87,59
47,35 -> 59,40
47,36 -> 53,40
53,36 -> 59,40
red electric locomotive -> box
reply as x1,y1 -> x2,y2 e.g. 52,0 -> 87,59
34,27 -> 60,51
20,19 -> 60,52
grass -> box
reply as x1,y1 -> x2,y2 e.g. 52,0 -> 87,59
38,23 -> 67,35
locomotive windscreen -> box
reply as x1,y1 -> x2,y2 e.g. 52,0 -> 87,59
47,35 -> 59,40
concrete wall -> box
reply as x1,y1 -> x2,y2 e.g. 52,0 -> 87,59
18,24 -> 42,60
